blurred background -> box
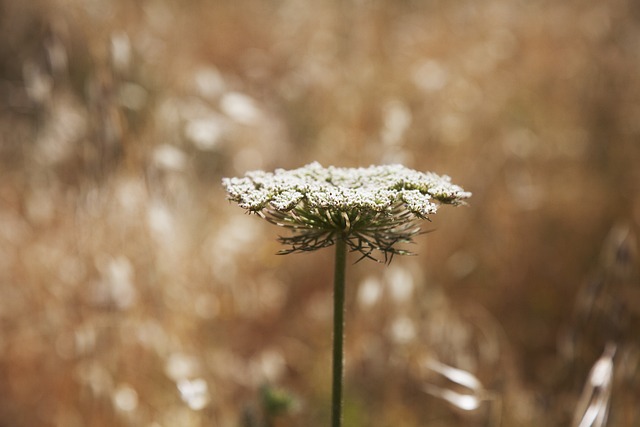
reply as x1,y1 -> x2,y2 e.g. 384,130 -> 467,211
1,0 -> 639,426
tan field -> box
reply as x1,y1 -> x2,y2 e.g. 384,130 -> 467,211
1,0 -> 639,425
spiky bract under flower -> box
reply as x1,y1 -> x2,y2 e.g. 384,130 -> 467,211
222,162 -> 470,262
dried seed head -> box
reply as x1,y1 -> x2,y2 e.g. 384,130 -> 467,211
222,162 -> 471,262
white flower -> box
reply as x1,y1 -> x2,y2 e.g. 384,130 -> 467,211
222,163 -> 470,262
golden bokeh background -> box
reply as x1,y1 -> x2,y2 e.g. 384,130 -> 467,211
1,0 -> 639,426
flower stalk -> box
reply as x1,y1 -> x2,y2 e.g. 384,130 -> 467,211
332,236 -> 347,427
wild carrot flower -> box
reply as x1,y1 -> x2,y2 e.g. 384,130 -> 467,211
222,162 -> 470,262
223,162 -> 470,427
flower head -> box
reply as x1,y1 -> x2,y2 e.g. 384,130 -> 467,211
222,162 -> 470,262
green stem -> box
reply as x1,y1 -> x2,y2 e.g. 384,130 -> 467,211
332,237 -> 347,427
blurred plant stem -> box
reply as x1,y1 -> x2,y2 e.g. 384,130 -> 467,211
332,236 -> 347,427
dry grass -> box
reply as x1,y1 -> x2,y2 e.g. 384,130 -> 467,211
1,0 -> 639,425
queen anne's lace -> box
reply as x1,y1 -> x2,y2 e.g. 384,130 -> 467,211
222,162 -> 470,262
